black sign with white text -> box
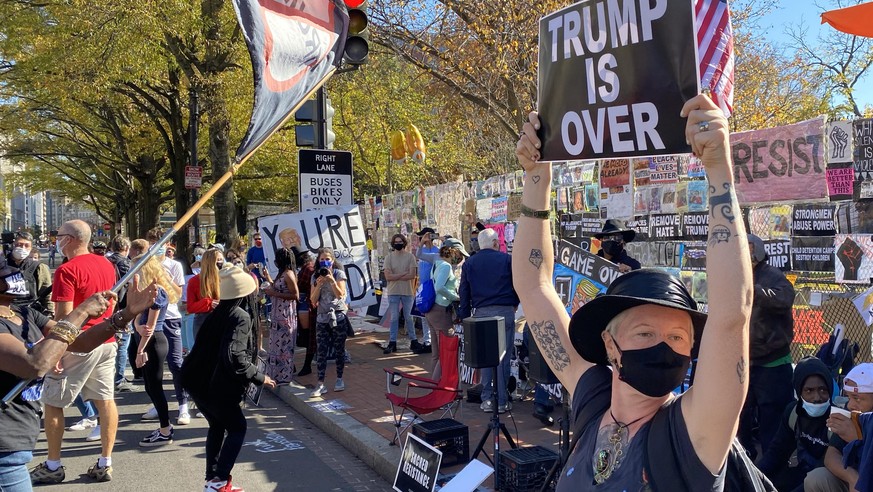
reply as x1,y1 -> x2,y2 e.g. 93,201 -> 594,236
537,0 -> 697,161
649,213 -> 682,240
791,236 -> 835,272
764,239 -> 792,272
792,204 -> 836,236
394,434 -> 441,492
682,212 -> 709,240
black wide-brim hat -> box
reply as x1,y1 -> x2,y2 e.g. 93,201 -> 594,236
593,218 -> 636,243
569,269 -> 707,365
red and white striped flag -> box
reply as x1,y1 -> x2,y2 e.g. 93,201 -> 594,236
696,0 -> 734,117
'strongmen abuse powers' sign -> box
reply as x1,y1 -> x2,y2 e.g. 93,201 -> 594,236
537,0 -> 698,162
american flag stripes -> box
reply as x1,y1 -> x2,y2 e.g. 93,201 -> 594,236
696,0 -> 735,117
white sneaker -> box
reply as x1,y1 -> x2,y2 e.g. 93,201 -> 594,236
85,425 -> 101,442
177,412 -> 191,426
141,405 -> 158,420
66,418 -> 97,431
310,383 -> 328,398
334,379 -> 345,392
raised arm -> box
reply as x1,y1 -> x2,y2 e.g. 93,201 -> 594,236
680,94 -> 754,473
512,113 -> 593,398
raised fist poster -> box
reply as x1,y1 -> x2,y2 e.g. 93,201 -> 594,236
834,234 -> 873,284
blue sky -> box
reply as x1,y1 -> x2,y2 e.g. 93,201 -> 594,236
758,1 -> 872,110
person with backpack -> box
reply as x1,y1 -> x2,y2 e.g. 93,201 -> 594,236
756,356 -> 833,491
106,235 -> 133,393
512,94 -> 755,490
424,239 -> 466,381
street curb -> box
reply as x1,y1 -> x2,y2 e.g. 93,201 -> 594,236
272,383 -> 401,484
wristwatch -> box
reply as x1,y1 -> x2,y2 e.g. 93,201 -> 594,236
109,311 -> 129,332
48,320 -> 81,345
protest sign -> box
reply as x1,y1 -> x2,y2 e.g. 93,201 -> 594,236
537,0 -> 697,161
827,120 -> 854,164
764,239 -> 791,271
554,240 -> 621,315
394,434 -> 441,492
854,118 -> 873,179
682,212 -> 709,240
649,155 -> 679,183
649,213 -> 682,240
257,205 -> 375,308
791,236 -> 835,272
626,216 -> 650,241
835,234 -> 873,284
827,163 -> 854,201
681,244 -> 706,271
792,204 -> 836,236
730,117 -> 827,203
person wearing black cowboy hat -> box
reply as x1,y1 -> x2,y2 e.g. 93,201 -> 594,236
512,94 -> 753,489
594,219 -> 640,273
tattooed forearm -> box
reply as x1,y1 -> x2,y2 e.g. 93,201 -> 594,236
737,357 -> 747,384
708,225 -> 731,246
529,249 -> 544,269
531,175 -> 541,184
529,319 -> 571,371
709,183 -> 736,223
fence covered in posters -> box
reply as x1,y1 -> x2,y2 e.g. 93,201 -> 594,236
360,116 -> 873,363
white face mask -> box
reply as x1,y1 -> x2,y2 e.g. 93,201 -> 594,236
55,238 -> 65,254
12,247 -> 31,261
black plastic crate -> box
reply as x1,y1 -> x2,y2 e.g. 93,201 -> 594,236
498,446 -> 559,492
411,418 -> 470,467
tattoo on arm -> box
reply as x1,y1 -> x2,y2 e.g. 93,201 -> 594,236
737,357 -> 747,384
708,225 -> 731,246
529,319 -> 571,371
531,175 -> 541,184
529,249 -> 544,269
709,183 -> 736,224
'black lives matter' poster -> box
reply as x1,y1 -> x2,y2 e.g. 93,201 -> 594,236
537,0 -> 698,162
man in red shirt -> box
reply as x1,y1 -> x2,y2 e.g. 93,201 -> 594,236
33,220 -> 119,484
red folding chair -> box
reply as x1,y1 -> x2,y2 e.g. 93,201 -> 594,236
384,332 -> 463,445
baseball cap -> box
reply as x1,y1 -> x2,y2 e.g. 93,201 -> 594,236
443,237 -> 469,257
416,227 -> 437,237
844,363 -> 873,393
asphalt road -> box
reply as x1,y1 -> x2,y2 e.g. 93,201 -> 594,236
31,382 -> 394,491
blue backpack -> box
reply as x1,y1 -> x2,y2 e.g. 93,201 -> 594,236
414,265 -> 437,314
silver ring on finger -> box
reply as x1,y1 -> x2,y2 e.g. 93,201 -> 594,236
698,121 -> 710,132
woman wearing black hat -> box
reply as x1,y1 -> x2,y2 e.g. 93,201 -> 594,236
594,219 -> 641,272
513,94 -> 753,490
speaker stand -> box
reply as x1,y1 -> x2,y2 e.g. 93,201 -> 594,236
471,367 -> 517,489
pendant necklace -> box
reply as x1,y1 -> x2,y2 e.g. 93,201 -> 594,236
593,410 -> 647,484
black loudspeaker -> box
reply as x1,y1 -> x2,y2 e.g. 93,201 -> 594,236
463,316 -> 507,368
528,335 -> 559,385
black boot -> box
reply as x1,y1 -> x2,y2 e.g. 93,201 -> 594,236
383,341 -> 397,354
409,340 -> 423,353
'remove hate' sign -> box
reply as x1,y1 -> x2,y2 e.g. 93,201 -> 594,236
537,0 -> 698,162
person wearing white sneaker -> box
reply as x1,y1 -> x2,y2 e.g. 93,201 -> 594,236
310,248 -> 350,402
204,474 -> 244,492
66,417 -> 98,432
181,266 -> 275,489
142,405 -> 158,420
85,425 -> 101,442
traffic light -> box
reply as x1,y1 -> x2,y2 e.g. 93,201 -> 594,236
325,97 -> 336,149
343,0 -> 369,65
294,99 -> 317,147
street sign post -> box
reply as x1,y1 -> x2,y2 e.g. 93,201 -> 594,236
298,149 -> 353,211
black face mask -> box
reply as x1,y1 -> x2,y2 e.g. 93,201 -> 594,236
392,243 -> 405,251
216,262 -> 225,270
613,338 -> 691,397
602,240 -> 624,257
